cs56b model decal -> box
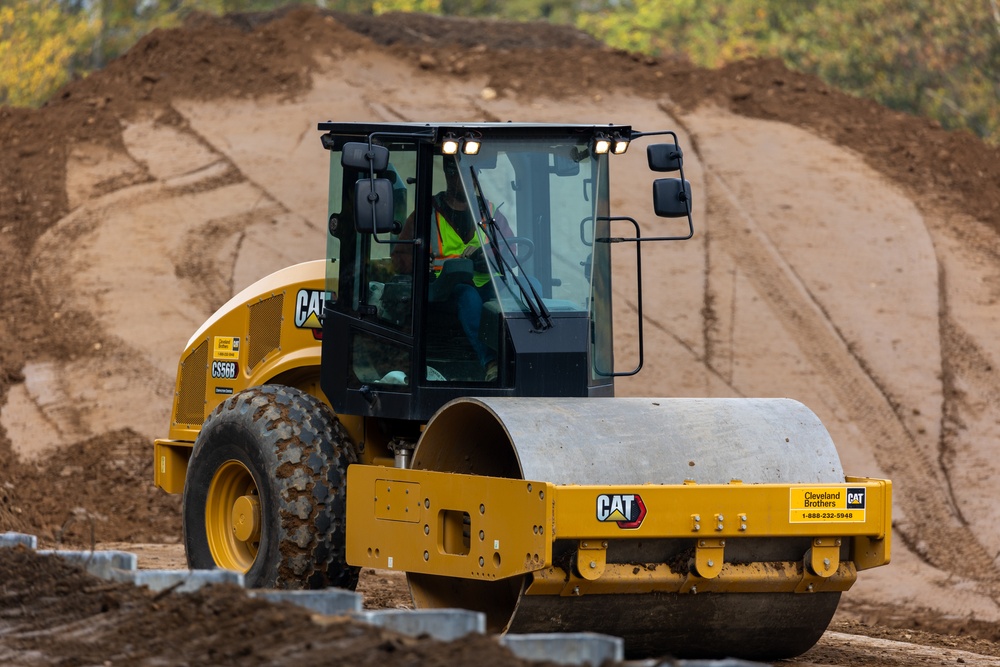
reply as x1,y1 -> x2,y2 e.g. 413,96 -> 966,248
211,360 -> 238,380
597,493 -> 646,529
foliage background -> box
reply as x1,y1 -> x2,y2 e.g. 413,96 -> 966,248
2,0 -> 999,143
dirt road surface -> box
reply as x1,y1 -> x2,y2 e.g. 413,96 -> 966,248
2,7 -> 1000,665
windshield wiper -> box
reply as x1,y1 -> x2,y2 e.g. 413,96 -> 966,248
468,165 -> 552,331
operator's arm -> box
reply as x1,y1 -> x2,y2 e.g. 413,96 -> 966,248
391,211 -> 416,274
495,209 -> 514,241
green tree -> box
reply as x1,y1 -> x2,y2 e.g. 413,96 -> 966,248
780,0 -> 1000,140
577,0 -> 1000,143
0,0 -> 99,106
373,0 -> 441,13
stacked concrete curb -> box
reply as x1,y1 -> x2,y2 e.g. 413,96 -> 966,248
37,549 -> 138,578
354,608 -> 485,641
250,588 -> 363,615
0,531 -> 37,549
1,533 -> 768,666
109,568 -> 245,592
501,632 -> 623,666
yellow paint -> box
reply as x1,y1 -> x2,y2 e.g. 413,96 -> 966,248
153,439 -> 192,494
346,465 -> 552,579
345,465 -> 890,592
205,460 -> 258,573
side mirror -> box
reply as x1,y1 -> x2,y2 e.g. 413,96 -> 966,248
653,178 -> 692,218
354,178 -> 395,233
647,143 -> 683,172
342,142 -> 389,172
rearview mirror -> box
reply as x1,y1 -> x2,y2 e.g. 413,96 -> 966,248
553,154 -> 580,177
354,178 -> 395,233
342,142 -> 389,172
647,143 -> 683,172
653,178 -> 692,218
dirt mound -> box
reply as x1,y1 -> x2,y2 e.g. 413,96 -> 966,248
0,547 -> 553,666
664,58 -> 1000,237
4,430 -> 180,546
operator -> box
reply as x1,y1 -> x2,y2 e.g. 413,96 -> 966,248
392,155 -> 512,381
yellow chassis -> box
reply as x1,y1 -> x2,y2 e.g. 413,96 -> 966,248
346,465 -> 890,596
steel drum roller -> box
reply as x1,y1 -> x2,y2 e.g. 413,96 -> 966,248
408,397 -> 847,660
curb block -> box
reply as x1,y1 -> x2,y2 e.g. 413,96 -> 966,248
37,549 -> 138,578
109,568 -> 245,592
354,609 -> 485,641
500,632 -> 624,666
0,532 -> 38,549
250,588 -> 363,615
625,660 -> 768,667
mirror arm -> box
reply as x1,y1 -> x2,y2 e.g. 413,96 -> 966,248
602,212 -> 693,243
371,232 -> 420,246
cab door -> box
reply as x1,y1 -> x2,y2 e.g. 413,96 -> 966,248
321,138 -> 422,418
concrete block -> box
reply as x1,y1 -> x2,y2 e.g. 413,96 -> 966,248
625,660 -> 768,667
355,609 -> 486,641
37,549 -> 138,578
250,588 -> 363,615
500,632 -> 624,667
677,661 -> 769,667
0,532 -> 38,549
108,568 -> 244,592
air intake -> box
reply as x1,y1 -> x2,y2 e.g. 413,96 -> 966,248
248,293 -> 284,370
176,340 -> 208,425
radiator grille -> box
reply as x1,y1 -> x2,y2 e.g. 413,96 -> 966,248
248,293 -> 283,370
176,340 -> 208,425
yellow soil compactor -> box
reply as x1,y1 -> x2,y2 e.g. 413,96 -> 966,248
154,122 -> 890,660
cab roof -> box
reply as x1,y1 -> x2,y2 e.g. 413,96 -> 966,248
316,121 -> 634,141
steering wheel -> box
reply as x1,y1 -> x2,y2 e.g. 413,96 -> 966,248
504,236 -> 534,262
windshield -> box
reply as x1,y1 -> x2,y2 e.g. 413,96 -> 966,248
455,136 -> 610,318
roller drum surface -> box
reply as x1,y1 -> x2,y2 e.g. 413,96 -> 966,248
408,397 -> 846,659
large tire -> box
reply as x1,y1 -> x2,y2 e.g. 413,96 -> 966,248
182,385 -> 359,590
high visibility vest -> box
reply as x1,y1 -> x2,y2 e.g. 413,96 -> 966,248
430,205 -> 490,287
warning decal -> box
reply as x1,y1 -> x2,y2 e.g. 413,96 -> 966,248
789,487 -> 866,523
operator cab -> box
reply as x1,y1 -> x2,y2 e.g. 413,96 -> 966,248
318,122 -> 691,421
